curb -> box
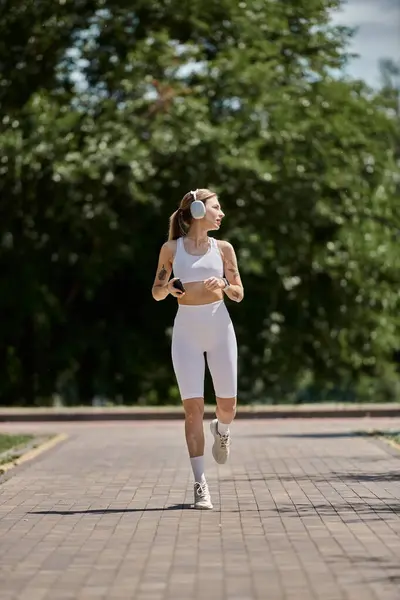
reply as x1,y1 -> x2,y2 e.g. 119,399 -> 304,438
359,429 -> 400,454
378,435 -> 400,453
1,405 -> 400,421
0,433 -> 68,474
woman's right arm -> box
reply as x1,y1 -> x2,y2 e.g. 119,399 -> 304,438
152,242 -> 173,301
152,242 -> 185,301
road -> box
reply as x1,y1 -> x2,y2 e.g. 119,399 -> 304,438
1,418 -> 400,599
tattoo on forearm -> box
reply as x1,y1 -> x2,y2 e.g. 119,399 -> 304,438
231,290 -> 240,300
226,259 -> 239,278
158,264 -> 167,280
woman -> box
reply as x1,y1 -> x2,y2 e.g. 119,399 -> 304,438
152,188 -> 244,509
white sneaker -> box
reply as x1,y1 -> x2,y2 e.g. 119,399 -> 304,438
194,481 -> 213,510
210,419 -> 231,464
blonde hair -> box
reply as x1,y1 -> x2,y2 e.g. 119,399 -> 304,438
168,188 -> 217,240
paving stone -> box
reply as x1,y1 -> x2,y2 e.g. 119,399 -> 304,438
1,418 -> 400,599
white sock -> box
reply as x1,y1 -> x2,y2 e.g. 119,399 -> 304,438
190,456 -> 205,484
217,420 -> 230,435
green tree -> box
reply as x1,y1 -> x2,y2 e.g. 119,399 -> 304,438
0,0 -> 399,405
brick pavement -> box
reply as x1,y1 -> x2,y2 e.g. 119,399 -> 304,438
1,418 -> 400,600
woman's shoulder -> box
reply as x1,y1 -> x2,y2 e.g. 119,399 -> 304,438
161,238 -> 178,249
161,239 -> 178,258
215,239 -> 234,252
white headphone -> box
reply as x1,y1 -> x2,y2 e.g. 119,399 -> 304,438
189,189 -> 206,219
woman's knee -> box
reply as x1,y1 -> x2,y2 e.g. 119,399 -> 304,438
183,397 -> 204,423
216,396 -> 237,420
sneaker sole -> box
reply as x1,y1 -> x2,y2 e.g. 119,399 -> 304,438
194,503 -> 213,510
210,420 -> 229,465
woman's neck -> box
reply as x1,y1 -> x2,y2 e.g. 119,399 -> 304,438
186,229 -> 208,247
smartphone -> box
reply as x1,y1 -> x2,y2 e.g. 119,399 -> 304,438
173,279 -> 185,293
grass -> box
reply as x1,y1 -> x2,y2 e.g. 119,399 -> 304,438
380,431 -> 400,446
362,429 -> 400,450
0,433 -> 34,462
0,432 -> 60,476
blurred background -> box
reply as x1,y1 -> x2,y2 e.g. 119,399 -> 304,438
0,0 -> 399,408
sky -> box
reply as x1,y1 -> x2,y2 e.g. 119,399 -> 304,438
69,0 -> 399,91
332,0 -> 400,87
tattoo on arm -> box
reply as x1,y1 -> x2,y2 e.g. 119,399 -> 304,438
225,258 -> 239,278
158,264 -> 167,281
231,289 -> 240,300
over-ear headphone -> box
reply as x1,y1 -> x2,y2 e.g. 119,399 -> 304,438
189,189 -> 206,219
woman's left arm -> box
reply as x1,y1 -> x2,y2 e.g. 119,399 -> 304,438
220,241 -> 244,303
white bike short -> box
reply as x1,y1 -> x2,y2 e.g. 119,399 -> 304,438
171,300 -> 237,400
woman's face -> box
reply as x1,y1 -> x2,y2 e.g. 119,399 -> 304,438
204,196 -> 225,230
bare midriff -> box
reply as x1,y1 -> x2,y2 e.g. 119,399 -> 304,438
177,281 -> 224,306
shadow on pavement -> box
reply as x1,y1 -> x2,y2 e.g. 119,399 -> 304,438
28,504 -> 193,515
271,501 -> 400,516
239,432 -> 362,439
222,470 -> 400,483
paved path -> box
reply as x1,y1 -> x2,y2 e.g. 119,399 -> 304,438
1,418 -> 400,600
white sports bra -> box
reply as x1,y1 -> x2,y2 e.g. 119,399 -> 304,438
173,236 -> 224,284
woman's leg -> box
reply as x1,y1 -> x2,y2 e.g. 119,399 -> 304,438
171,316 -> 212,509
215,396 -> 237,427
207,319 -> 238,464
182,397 -> 212,509
183,397 -> 205,474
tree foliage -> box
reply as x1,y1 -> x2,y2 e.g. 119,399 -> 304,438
0,0 -> 399,405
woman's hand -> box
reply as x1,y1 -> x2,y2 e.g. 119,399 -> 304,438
204,277 -> 225,292
167,278 -> 186,298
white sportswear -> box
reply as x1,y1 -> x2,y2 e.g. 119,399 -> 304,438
172,236 -> 223,284
172,300 -> 237,400
170,236 -> 238,401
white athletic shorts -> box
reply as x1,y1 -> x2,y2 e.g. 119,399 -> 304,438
171,300 -> 237,400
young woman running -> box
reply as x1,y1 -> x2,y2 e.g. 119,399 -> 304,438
152,189 -> 244,509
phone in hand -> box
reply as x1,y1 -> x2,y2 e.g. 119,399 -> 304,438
173,278 -> 185,293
